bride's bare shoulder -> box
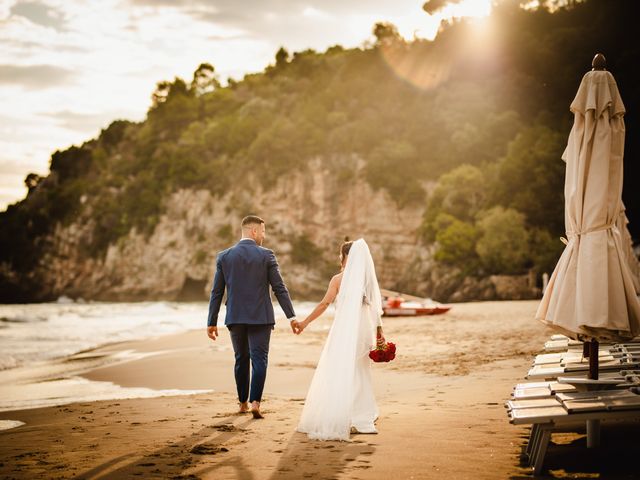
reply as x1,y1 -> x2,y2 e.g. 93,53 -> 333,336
330,272 -> 343,289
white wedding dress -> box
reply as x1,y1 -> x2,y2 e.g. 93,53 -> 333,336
297,239 -> 383,441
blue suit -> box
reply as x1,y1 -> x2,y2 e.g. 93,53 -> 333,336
207,238 -> 295,403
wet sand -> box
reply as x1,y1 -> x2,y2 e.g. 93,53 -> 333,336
2,300 -> 640,479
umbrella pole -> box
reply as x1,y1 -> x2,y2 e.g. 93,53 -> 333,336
588,339 -> 599,380
587,339 -> 600,448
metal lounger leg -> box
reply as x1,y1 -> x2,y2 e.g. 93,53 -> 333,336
587,419 -> 601,448
533,428 -> 552,476
525,424 -> 541,465
529,426 -> 544,468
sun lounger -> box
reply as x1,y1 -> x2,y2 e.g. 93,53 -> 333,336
543,337 -> 640,354
509,334 -> 640,475
511,381 -> 576,400
533,354 -> 618,367
543,339 -> 584,353
562,394 -> 640,413
506,397 -> 562,410
533,351 -> 615,366
550,335 -> 568,341
555,390 -> 632,402
508,390 -> 640,474
621,370 -> 640,384
527,358 -> 640,380
508,384 -> 630,408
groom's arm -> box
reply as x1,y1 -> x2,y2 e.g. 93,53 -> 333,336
207,254 -> 226,327
266,251 -> 296,320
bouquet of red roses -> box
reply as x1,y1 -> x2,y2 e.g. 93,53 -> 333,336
369,341 -> 396,363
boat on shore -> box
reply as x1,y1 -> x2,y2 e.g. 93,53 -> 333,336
380,288 -> 452,317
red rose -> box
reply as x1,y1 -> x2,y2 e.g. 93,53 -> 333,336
369,341 -> 396,363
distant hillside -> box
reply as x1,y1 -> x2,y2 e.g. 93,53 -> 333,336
1,0 -> 638,302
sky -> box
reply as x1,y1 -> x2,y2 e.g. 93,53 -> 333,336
0,0 -> 493,210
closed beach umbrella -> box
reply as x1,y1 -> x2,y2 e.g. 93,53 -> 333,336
536,55 -> 640,344
617,205 -> 640,294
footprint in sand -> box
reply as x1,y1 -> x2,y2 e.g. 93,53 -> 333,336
213,424 -> 243,432
190,444 -> 229,455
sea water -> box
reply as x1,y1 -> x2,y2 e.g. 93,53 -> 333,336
0,300 -> 318,419
0,301 -> 208,370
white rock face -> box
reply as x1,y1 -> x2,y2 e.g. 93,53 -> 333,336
36,160 -> 427,301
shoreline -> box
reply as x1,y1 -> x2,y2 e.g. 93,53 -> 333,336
1,300 -> 544,413
0,329 -> 217,415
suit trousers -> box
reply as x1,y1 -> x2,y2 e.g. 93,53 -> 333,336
227,324 -> 273,403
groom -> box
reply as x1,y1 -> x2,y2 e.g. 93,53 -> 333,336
206,215 -> 298,418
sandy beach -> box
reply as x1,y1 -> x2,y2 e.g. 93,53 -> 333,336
2,300 -> 640,479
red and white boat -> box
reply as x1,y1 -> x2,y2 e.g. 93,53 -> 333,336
380,288 -> 452,317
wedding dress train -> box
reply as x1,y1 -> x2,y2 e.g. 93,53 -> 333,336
297,239 -> 382,441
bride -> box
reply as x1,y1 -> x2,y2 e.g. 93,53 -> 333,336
294,238 -> 385,440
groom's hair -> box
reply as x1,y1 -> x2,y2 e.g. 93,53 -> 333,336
241,215 -> 265,227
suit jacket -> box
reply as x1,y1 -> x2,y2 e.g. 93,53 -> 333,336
207,239 -> 296,327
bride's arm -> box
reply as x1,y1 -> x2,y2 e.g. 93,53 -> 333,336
374,298 -> 385,345
296,275 -> 340,334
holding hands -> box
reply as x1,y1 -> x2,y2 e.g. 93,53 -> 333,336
293,318 -> 310,335
290,319 -> 303,334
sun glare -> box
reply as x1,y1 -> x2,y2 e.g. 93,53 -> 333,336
379,0 -> 496,92
442,0 -> 493,20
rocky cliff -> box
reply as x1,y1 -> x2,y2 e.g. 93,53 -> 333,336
29,158 -> 539,303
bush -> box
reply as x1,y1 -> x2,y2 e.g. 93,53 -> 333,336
365,140 -> 424,207
421,164 -> 486,242
493,125 -> 565,235
434,216 -> 479,271
476,207 -> 530,274
529,227 -> 564,275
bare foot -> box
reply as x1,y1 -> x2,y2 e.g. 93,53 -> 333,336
251,401 -> 264,419
238,401 -> 250,413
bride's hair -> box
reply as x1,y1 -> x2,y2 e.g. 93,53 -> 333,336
340,237 -> 353,261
